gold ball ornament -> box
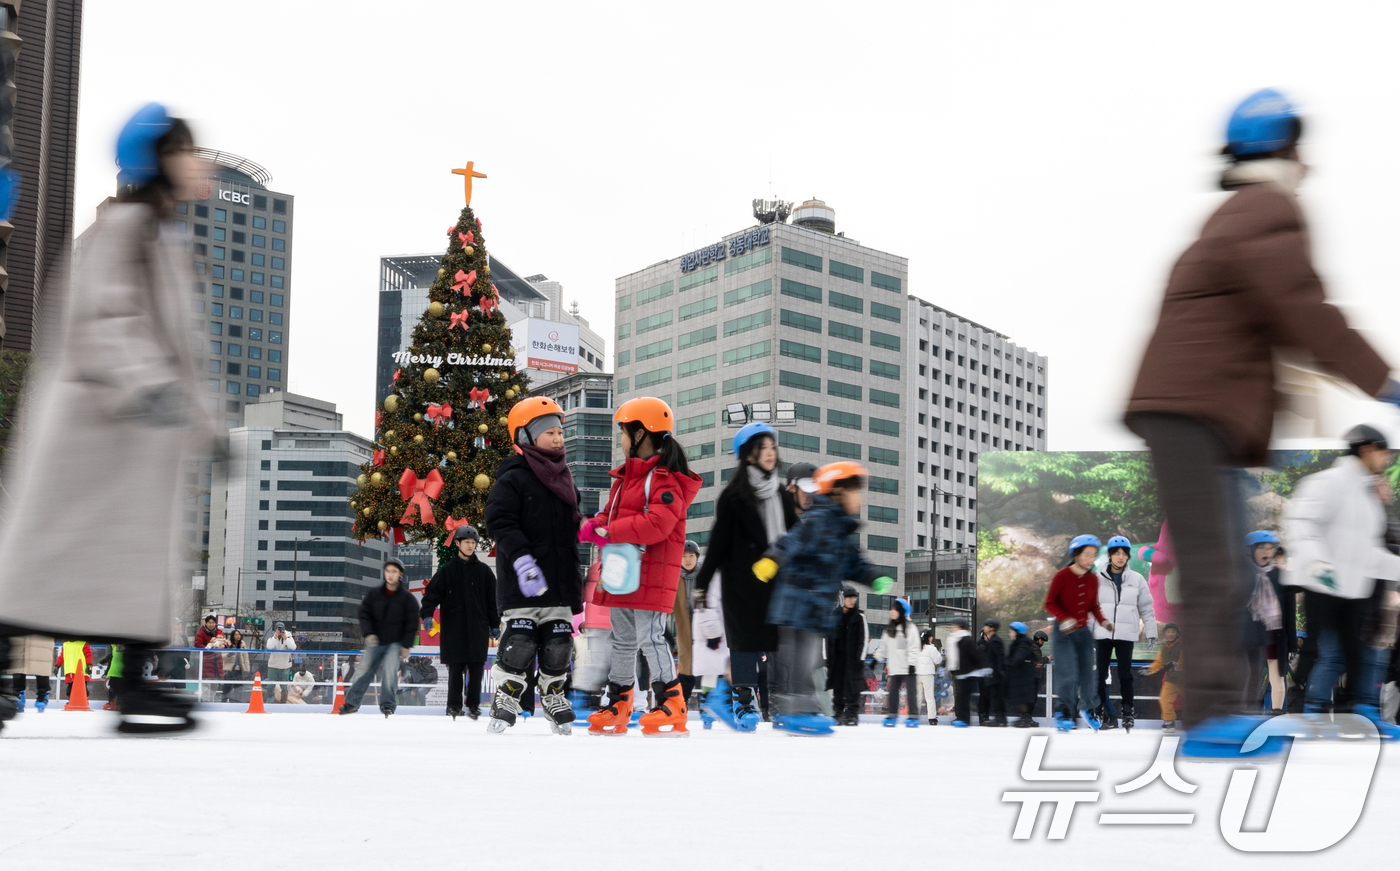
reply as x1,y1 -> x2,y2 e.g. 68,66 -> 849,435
504,348 -> 515,358
483,264 -> 491,277
505,388 -> 516,399
473,474 -> 491,491
356,474 -> 368,488
447,451 -> 458,461
362,508 -> 371,516
413,413 -> 423,422
390,446 -> 399,455
350,500 -> 357,508
378,521 -> 388,531
477,423 -> 489,434
437,268 -> 445,277
423,368 -> 440,384
428,302 -> 444,317
412,434 -> 423,444
498,416 -> 508,426
383,430 -> 395,442
463,245 -> 475,256
482,343 -> 492,353
384,395 -> 399,412
370,472 -> 384,485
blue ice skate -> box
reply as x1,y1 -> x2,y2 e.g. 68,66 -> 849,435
773,713 -> 836,736
883,716 -> 897,728
1054,713 -> 1075,732
951,719 -> 969,728
1353,705 -> 1400,741
15,691 -> 23,711
701,678 -> 751,732
1181,714 -> 1289,758
1080,709 -> 1100,732
905,717 -> 919,728
35,698 -> 46,712
568,690 -> 595,727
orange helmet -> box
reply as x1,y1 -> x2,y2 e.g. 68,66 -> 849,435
813,461 -> 868,494
614,396 -> 674,433
507,396 -> 564,444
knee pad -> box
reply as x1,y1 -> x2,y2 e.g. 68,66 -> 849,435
540,620 -> 574,674
498,627 -> 539,673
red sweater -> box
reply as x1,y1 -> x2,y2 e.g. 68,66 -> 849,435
1044,566 -> 1107,627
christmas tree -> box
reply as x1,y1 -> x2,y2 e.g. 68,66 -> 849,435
351,162 -> 528,561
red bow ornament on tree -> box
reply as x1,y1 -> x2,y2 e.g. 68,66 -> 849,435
446,225 -> 455,237
375,410 -> 381,427
453,270 -> 477,295
399,468 -> 444,526
392,369 -> 401,382
373,449 -> 385,467
469,387 -> 491,409
458,232 -> 472,246
426,402 -> 453,429
480,294 -> 499,317
449,310 -> 470,331
445,516 -> 471,538
463,231 -> 474,244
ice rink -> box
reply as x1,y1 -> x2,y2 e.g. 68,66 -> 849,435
2,708 -> 1398,868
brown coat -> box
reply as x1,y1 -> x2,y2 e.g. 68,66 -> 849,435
1126,183 -> 1389,466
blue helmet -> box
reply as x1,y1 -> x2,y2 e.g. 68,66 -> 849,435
732,422 -> 776,459
1010,621 -> 1028,635
1105,535 -> 1131,552
1068,534 -> 1101,556
1225,88 -> 1300,156
1246,530 -> 1280,548
116,102 -> 174,187
894,597 -> 912,618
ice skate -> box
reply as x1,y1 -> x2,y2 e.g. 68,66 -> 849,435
905,716 -> 919,728
15,691 -> 23,712
587,682 -> 632,736
1080,709 -> 1100,731
34,698 -> 46,713
338,703 -> 359,716
734,686 -> 761,732
380,706 -> 395,718
952,719 -> 969,727
569,689 -> 598,727
539,672 -> 575,736
639,679 -> 689,737
465,706 -> 480,721
700,678 -> 756,732
1180,714 -> 1288,758
115,680 -> 196,735
773,712 -> 836,736
486,666 -> 527,733
883,716 -> 897,728
1121,703 -> 1134,733
1013,714 -> 1036,728
1161,720 -> 1176,734
1054,713 -> 1074,732
446,706 -> 463,720
1352,705 -> 1400,741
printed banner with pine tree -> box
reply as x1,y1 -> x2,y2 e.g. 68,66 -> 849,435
350,204 -> 529,555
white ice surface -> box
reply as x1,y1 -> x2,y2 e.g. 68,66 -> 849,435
2,710 -> 1398,868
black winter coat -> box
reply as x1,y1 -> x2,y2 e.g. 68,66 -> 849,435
953,634 -> 983,678
420,554 -> 498,665
693,481 -> 795,652
483,454 -> 584,615
1266,566 -> 1301,657
1004,635 -> 1041,710
977,633 -> 1007,685
826,605 -> 867,693
358,584 -> 419,649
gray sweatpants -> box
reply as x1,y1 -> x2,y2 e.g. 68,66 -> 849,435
607,608 -> 675,685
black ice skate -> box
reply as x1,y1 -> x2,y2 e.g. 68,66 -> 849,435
486,666 -> 527,734
1121,703 -> 1135,733
115,679 -> 197,735
538,672 -> 574,736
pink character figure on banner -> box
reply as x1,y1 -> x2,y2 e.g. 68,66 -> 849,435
1136,520 -> 1178,626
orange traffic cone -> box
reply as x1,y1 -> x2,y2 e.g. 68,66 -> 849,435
245,672 -> 267,714
64,673 -> 91,711
329,676 -> 345,714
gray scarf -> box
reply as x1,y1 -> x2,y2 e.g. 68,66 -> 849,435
748,465 -> 785,545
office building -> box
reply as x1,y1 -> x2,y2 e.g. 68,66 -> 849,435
614,198 -> 1046,627
179,150 -> 294,429
2,0 -> 82,352
207,392 -> 389,645
377,252 -> 606,402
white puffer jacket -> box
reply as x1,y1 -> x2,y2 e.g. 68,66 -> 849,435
914,641 -> 943,675
1093,567 -> 1157,642
875,621 -> 921,673
1285,455 -> 1400,600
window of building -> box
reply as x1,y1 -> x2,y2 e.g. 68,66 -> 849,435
780,339 -> 821,364
869,417 -> 899,437
828,289 -> 862,314
794,402 -> 820,422
212,246 -> 226,260
635,280 -> 673,306
780,309 -> 821,333
687,501 -> 715,520
273,201 -> 287,215
678,325 -> 717,349
868,534 -> 898,552
722,371 -> 769,395
724,278 -> 771,307
253,216 -> 266,229
869,446 -> 900,467
725,245 -> 773,275
870,330 -> 900,352
869,360 -> 900,380
214,208 -> 227,222
724,309 -> 770,337
781,246 -> 822,272
779,370 -> 822,393
676,413 -> 716,436
678,355 -> 716,378
779,278 -> 821,303
869,506 -> 899,524
827,438 -> 861,459
210,322 -> 223,336
268,368 -> 281,381
827,349 -> 862,372
634,338 -> 672,362
248,365 -> 261,379
869,388 -> 899,408
677,297 -> 715,321
828,409 -> 861,430
249,329 -> 262,341
827,380 -> 861,401
684,442 -> 715,460
870,301 -> 901,323
828,321 -> 862,343
272,239 -> 285,251
779,431 -> 820,453
251,234 -> 266,248
616,350 -> 630,366
871,271 -> 902,292
226,381 -> 240,394
635,366 -> 672,389
723,340 -> 770,367
677,384 -> 716,407
247,384 -> 260,397
829,260 -> 864,283
270,294 -> 284,307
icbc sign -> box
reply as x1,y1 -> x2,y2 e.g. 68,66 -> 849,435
219,189 -> 251,205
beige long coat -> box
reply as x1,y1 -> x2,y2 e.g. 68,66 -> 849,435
0,203 -> 218,643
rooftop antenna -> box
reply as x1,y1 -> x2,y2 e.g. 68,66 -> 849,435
570,299 -> 580,317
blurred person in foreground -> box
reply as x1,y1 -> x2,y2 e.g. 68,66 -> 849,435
1125,88 -> 1400,756
0,103 -> 220,734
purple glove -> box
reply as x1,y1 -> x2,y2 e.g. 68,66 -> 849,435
514,554 -> 546,597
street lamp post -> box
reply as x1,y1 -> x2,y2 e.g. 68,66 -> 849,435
291,537 -> 321,637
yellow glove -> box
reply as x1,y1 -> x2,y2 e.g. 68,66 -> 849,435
753,558 -> 779,583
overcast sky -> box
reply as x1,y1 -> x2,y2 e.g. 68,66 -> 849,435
72,1 -> 1400,447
